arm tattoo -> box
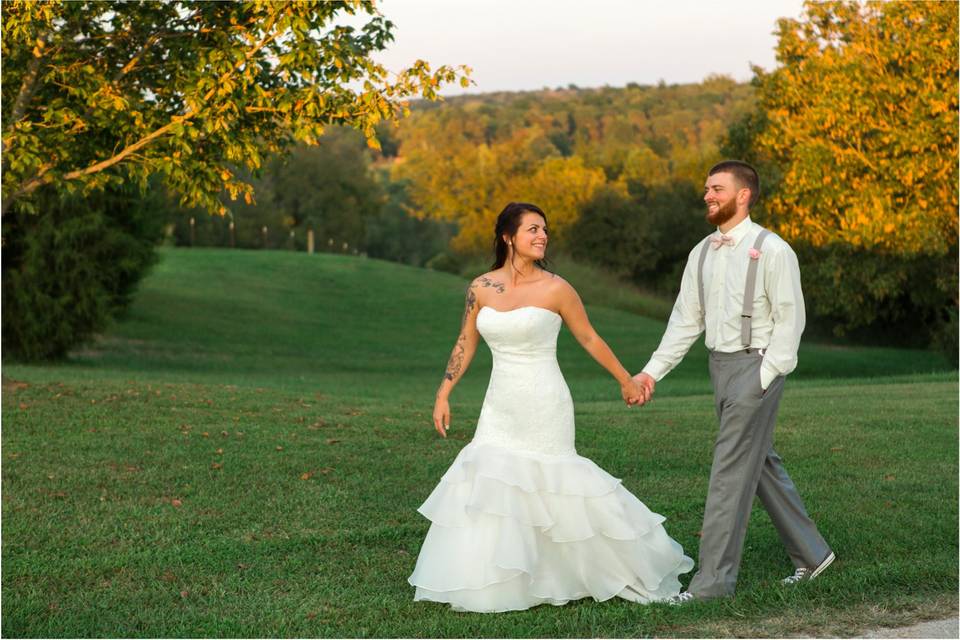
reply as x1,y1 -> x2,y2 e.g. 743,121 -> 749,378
461,286 -> 477,329
444,335 -> 466,381
441,277 -> 504,384
444,284 -> 478,383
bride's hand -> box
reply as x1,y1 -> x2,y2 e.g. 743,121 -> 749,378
620,379 -> 643,406
433,396 -> 450,438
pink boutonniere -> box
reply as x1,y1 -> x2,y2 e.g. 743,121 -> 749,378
748,248 -> 762,260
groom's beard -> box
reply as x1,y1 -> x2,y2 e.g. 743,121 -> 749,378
705,197 -> 738,226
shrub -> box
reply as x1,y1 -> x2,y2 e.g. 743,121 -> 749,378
2,184 -> 163,361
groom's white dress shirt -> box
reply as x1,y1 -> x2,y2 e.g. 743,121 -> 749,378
641,216 -> 805,390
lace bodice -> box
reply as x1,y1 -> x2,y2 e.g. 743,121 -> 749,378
472,306 -> 575,455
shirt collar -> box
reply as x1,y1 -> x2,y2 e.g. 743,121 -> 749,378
716,215 -> 753,248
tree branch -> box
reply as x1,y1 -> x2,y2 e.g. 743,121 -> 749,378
2,3 -> 291,217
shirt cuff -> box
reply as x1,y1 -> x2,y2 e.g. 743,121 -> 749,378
641,359 -> 671,382
760,361 -> 779,390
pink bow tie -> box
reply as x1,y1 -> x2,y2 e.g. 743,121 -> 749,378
710,234 -> 735,249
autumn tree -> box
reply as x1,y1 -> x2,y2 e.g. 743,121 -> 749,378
389,80 -> 751,255
1,0 -> 469,216
753,0 -> 957,253
741,0 -> 958,346
1,0 -> 468,360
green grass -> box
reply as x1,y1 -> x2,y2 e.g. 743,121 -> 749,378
3,248 -> 957,637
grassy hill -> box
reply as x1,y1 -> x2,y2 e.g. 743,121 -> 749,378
30,248 -> 956,398
2,248 -> 956,637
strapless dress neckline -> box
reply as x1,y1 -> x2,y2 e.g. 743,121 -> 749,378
479,305 -> 560,318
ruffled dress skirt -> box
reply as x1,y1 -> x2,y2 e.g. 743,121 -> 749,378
407,442 -> 694,612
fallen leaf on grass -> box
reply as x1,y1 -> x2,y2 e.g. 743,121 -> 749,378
171,499 -> 183,507
830,446 -> 844,452
325,438 -> 340,445
276,445 -> 284,451
884,474 -> 896,481
211,462 -> 222,470
237,563 -> 249,570
300,471 -> 314,480
180,590 -> 189,598
215,448 -> 223,455
3,378 -> 30,392
201,432 -> 209,438
19,403 -> 28,410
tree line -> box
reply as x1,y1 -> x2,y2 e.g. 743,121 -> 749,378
3,1 -> 956,360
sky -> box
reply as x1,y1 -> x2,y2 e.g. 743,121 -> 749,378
352,0 -> 808,95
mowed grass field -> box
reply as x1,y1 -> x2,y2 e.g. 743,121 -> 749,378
2,248 -> 957,638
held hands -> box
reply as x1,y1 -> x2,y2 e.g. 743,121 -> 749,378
433,395 -> 450,438
620,378 -> 645,407
625,372 -> 656,406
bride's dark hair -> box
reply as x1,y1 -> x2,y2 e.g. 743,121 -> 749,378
491,202 -> 549,270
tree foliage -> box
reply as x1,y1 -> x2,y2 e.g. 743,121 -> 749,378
569,181 -> 706,295
391,79 -> 753,252
724,0 -> 959,347
753,0 -> 958,254
1,0 -> 469,216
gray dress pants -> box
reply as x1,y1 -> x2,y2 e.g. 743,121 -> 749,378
687,349 -> 831,599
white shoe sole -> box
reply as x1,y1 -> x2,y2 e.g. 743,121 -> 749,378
809,551 -> 835,580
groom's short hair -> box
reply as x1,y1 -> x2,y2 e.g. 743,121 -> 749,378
709,160 -> 760,208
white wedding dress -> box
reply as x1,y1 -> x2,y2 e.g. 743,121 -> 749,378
408,306 -> 693,612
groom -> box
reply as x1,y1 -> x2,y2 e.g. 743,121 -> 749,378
631,160 -> 833,603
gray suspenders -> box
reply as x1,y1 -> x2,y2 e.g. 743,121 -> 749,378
697,229 -> 772,348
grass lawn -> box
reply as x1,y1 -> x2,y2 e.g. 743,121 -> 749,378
2,248 -> 957,637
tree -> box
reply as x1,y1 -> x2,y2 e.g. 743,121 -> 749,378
752,0 -> 957,253
2,0 -> 470,217
737,1 -> 958,346
570,181 -> 706,295
2,183 -> 164,360
267,126 -> 383,250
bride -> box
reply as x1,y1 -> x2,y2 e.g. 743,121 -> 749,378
408,202 -> 693,612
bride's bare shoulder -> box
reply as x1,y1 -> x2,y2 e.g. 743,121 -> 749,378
544,271 -> 574,293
